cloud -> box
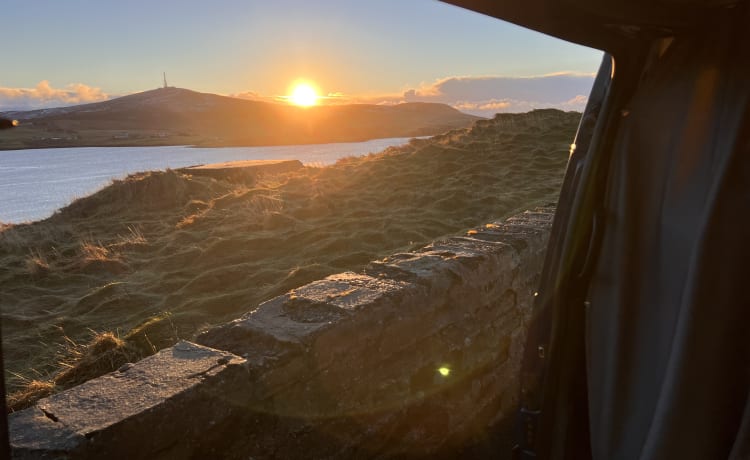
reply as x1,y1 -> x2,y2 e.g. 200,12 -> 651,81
562,94 -> 589,112
230,90 -> 262,100
362,73 -> 595,116
230,91 -> 289,104
0,80 -> 109,111
454,100 -> 512,111
450,94 -> 589,114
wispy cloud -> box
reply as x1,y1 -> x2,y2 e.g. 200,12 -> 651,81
454,100 -> 512,112
451,94 -> 590,114
229,90 -> 284,104
0,81 -> 109,111
230,90 -> 261,100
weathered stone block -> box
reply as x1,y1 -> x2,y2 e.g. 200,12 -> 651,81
10,341 -> 246,460
196,272 -> 414,364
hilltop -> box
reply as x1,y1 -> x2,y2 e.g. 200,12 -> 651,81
0,109 -> 580,408
0,87 -> 481,150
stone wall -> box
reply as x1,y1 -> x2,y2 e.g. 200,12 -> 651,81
9,207 -> 554,459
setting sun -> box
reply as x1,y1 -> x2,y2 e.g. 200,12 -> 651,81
289,83 -> 318,107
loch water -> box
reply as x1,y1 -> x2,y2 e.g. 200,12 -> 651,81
0,137 -> 415,223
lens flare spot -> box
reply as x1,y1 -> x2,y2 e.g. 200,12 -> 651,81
438,367 -> 451,377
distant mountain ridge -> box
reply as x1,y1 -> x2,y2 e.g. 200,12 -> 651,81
0,87 -> 482,150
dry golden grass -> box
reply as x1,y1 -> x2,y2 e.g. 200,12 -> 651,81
2,109 -> 580,405
111,226 -> 147,249
6,380 -> 55,412
24,249 -> 50,276
6,325 -> 163,412
79,240 -> 112,262
53,332 -> 139,388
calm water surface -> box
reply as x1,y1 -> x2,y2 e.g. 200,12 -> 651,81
0,138 -> 415,223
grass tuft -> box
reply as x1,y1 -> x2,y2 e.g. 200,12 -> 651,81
6,380 -> 55,413
80,240 -> 111,262
25,249 -> 50,276
7,313 -> 180,412
112,226 -> 147,248
53,331 -> 139,388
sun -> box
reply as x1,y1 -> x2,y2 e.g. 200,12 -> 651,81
289,83 -> 318,107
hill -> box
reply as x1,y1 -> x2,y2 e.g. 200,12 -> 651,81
0,87 -> 481,150
0,109 -> 580,408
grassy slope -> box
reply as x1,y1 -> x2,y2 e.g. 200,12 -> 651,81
0,109 -> 579,405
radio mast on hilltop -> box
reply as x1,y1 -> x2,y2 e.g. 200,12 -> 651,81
163,72 -> 168,89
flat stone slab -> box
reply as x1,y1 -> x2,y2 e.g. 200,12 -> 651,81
197,272 -> 412,364
10,341 -> 246,459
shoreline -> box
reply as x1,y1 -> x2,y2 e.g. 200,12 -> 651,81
0,135 -> 418,152
0,137 -> 422,224
0,134 -> 431,153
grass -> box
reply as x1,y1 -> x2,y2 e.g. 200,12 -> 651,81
6,313 -> 178,412
25,249 -> 50,276
111,226 -> 147,249
6,380 -> 55,412
2,109 -> 580,409
79,240 -> 112,262
53,332 -> 137,387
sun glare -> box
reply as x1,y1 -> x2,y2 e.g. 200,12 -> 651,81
289,83 -> 318,107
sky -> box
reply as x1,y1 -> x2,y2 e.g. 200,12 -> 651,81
0,0 -> 603,116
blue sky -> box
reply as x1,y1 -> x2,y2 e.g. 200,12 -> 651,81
1,0 -> 603,115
